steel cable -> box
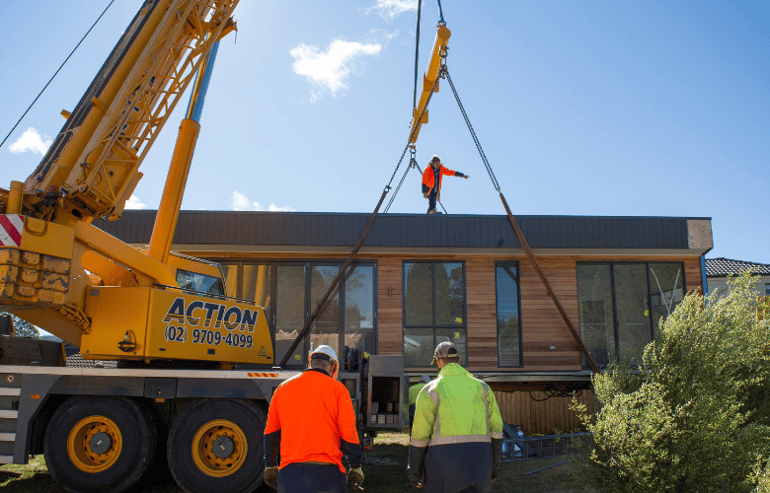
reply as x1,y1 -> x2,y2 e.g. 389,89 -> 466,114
0,0 -> 118,149
412,0 -> 422,112
444,69 -> 502,192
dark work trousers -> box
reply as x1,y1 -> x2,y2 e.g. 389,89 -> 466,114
427,189 -> 438,213
277,463 -> 346,493
456,486 -> 484,493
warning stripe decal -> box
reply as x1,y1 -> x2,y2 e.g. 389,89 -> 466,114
247,372 -> 279,378
0,215 -> 23,247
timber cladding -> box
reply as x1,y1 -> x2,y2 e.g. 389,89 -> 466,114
376,254 -> 703,372
377,257 -> 403,356
494,390 -> 594,434
178,251 -> 702,373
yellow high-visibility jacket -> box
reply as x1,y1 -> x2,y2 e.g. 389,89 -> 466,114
408,363 -> 503,493
411,363 -> 503,446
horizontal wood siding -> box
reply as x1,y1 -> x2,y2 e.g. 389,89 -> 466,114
520,257 -> 583,371
377,257 -> 403,355
684,257 -> 703,293
494,390 -> 594,434
195,251 -> 704,373
466,258 -> 498,369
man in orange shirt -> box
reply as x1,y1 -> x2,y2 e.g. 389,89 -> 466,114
422,155 -> 469,214
263,345 -> 364,492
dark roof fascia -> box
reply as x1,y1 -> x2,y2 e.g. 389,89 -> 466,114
98,210 -> 710,252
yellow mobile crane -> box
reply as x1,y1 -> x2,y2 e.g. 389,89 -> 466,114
0,0 -> 271,367
0,2 -> 405,492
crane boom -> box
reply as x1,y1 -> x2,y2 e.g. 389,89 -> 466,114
0,0 -> 277,368
21,0 -> 237,225
148,41 -> 221,265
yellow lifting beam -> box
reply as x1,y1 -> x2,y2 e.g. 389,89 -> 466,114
408,23 -> 451,144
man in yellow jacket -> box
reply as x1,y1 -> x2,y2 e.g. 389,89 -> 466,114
408,342 -> 503,493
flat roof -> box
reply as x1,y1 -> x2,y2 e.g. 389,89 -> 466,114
98,211 -> 712,253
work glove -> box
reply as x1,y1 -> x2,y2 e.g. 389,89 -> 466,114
408,445 -> 427,488
264,466 -> 278,489
349,467 -> 364,489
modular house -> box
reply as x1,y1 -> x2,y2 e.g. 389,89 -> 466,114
100,211 -> 713,432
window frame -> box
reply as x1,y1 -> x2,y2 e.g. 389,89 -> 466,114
213,259 -> 377,367
402,260 -> 467,368
494,261 -> 523,368
576,261 -> 686,368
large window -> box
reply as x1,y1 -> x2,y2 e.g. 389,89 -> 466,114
403,261 -> 466,367
577,262 -> 685,367
219,261 -> 376,367
495,262 -> 522,367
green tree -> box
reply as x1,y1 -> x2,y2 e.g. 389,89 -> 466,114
573,272 -> 770,493
0,312 -> 40,338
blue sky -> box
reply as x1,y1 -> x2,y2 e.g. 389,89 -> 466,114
1,1 -> 768,263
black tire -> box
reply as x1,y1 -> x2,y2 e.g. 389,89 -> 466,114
43,396 -> 157,493
167,399 -> 266,493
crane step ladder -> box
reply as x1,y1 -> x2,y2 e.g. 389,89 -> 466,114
0,386 -> 21,464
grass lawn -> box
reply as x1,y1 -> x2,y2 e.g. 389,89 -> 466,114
0,433 -> 592,492
364,433 -> 591,493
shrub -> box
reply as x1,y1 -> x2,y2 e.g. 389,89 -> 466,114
574,272 -> 770,493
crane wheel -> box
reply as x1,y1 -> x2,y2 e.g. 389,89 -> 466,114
44,396 -> 157,493
167,398 -> 266,493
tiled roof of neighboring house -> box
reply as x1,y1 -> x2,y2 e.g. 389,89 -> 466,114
705,258 -> 770,277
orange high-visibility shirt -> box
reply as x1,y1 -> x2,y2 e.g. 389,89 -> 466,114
421,164 -> 460,195
264,369 -> 360,473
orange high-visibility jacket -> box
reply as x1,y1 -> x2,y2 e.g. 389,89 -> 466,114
264,369 -> 361,473
421,164 -> 464,196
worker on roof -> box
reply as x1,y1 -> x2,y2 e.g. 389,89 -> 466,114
422,155 -> 469,214
408,341 -> 503,493
264,345 -> 364,492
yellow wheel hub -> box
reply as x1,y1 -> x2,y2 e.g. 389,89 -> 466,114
67,415 -> 122,473
192,419 -> 248,477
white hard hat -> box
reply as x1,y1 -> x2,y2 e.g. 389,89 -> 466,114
310,345 -> 338,364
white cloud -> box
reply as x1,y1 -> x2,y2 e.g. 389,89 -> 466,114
124,195 -> 147,209
367,0 -> 418,21
8,127 -> 52,155
231,191 -> 293,212
290,40 -> 381,101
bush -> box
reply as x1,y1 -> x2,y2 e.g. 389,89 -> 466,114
574,272 -> 770,493
753,458 -> 770,493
